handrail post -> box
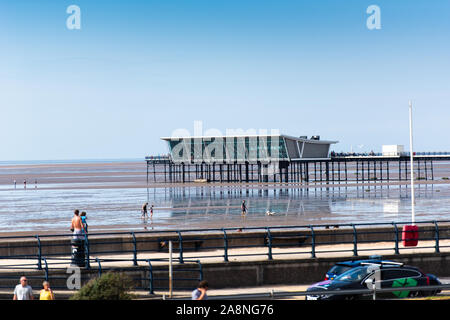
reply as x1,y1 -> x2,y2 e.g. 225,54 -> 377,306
393,222 -> 400,254
41,257 -> 48,281
84,232 -> 90,270
36,235 -> 42,270
222,229 -> 229,262
266,227 -> 273,260
352,224 -> 358,256
434,221 -> 440,253
131,232 -> 138,266
96,258 -> 102,277
177,231 -> 184,264
197,260 -> 203,281
148,259 -> 154,294
310,226 -> 316,258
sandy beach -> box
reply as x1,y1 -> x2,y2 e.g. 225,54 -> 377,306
0,160 -> 450,236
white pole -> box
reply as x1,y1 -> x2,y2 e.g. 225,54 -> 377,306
169,240 -> 173,298
409,101 -> 415,225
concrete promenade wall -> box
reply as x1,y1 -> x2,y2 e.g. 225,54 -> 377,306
0,225 -> 449,294
0,224 -> 448,258
198,252 -> 450,289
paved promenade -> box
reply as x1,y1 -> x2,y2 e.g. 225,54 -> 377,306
0,239 -> 449,270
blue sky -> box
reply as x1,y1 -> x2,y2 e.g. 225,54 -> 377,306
0,0 -> 449,160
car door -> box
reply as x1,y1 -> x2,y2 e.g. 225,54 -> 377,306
380,268 -> 422,298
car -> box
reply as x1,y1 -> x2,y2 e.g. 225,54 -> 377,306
307,262 -> 441,300
324,256 -> 393,281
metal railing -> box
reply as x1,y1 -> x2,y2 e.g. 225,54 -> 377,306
0,220 -> 449,297
330,151 -> 450,158
0,256 -> 203,296
0,220 -> 449,269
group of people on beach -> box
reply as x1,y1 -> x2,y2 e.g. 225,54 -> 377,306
141,202 -> 154,219
13,179 -> 37,189
71,209 -> 88,238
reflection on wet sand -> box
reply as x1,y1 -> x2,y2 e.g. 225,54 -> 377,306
0,161 -> 449,234
0,183 -> 449,234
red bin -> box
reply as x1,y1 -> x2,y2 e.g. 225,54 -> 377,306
402,225 -> 419,247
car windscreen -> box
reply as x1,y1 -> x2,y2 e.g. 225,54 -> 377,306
335,266 -> 371,282
328,265 -> 353,276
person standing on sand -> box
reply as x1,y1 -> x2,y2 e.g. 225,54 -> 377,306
238,200 -> 248,232
141,202 -> 149,218
70,210 -> 86,240
80,211 -> 88,233
150,204 -> 154,218
241,200 -> 247,216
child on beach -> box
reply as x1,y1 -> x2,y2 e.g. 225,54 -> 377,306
80,211 -> 88,233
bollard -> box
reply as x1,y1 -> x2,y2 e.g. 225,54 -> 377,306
223,229 -> 229,262
266,227 -> 273,260
70,238 -> 86,267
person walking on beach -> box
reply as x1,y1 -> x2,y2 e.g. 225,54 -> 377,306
241,200 -> 247,216
80,211 -> 88,233
191,280 -> 209,300
150,204 -> 154,218
141,202 -> 148,219
13,276 -> 34,300
39,281 -> 55,300
70,210 -> 86,239
238,200 -> 248,232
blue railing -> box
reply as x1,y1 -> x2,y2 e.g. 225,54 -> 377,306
0,220 -> 449,295
0,220 -> 449,273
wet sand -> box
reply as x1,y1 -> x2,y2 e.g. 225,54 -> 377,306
1,160 -> 450,236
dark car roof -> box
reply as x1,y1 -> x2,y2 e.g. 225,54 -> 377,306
335,259 -> 383,267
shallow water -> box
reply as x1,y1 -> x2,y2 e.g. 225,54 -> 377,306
0,183 -> 449,233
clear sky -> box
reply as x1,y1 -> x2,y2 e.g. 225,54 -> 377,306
0,0 -> 449,161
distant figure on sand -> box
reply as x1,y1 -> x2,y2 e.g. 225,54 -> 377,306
70,210 -> 86,239
238,200 -> 248,232
241,200 -> 247,216
150,204 -> 154,218
141,202 -> 149,218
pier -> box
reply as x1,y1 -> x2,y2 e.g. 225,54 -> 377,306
146,153 -> 450,184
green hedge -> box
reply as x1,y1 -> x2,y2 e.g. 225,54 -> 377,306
70,272 -> 135,300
